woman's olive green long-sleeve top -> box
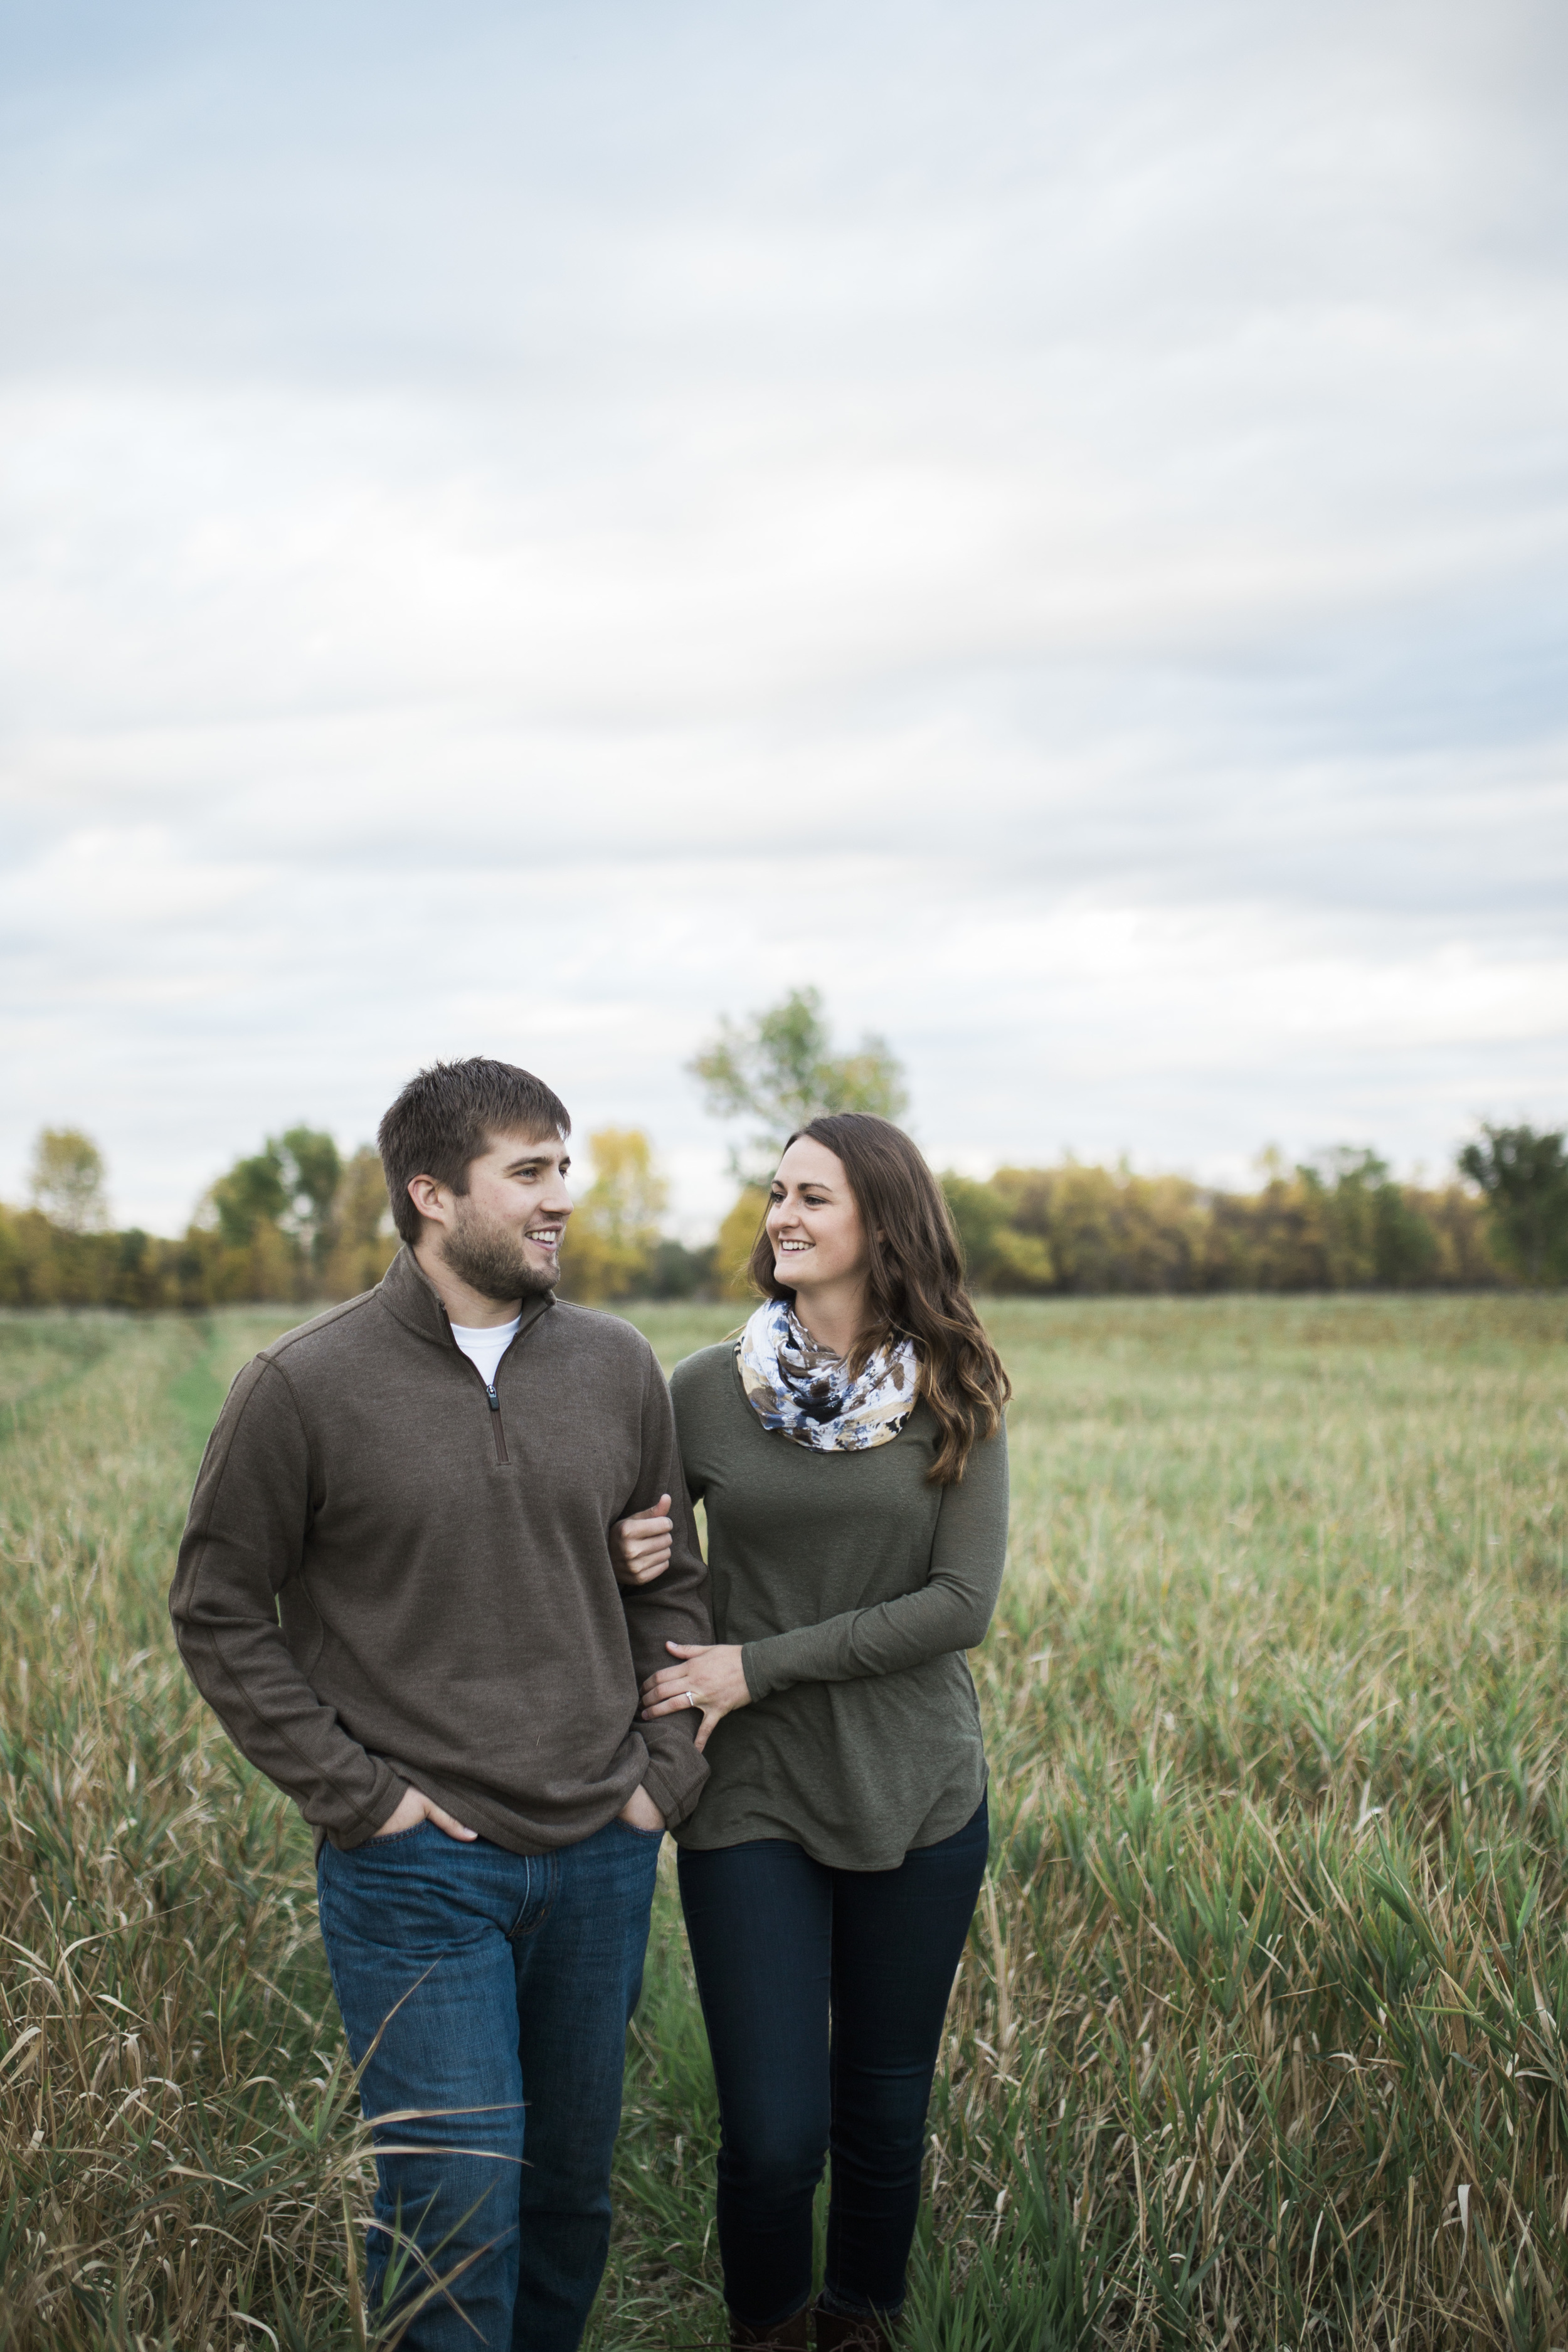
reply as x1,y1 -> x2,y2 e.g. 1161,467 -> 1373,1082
669,1341 -> 1009,1872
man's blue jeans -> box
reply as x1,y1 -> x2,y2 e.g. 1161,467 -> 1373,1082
316,1813 -> 663,2352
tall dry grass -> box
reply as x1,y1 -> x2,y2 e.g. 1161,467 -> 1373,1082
0,1312 -> 367,2351
605,1297 -> 1568,2350
1,1295 -> 1565,2348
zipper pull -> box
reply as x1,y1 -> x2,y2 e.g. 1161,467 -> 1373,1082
486,1383 -> 501,1411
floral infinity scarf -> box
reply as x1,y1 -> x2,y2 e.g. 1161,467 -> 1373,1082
736,1297 -> 919,1453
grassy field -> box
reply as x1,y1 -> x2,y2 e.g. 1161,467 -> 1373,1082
0,1295 -> 1565,2349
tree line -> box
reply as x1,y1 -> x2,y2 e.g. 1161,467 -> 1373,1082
0,1124 -> 708,1312
0,1127 -> 397,1312
3,993 -> 1565,1308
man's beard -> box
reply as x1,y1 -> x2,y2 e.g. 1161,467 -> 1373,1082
439,1198 -> 559,1305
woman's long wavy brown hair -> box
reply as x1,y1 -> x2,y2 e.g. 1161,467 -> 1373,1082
746,1111 -> 1010,1484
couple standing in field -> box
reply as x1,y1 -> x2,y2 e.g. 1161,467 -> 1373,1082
169,1056 -> 1010,2352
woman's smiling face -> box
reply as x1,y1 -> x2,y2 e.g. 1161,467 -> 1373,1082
766,1136 -> 869,1298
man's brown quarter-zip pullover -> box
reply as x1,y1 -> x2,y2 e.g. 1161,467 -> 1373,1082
169,1246 -> 711,1852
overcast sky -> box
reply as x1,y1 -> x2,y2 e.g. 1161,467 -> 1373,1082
3,0 -> 1565,1235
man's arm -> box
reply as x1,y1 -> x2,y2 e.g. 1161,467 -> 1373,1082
169,1357 -> 406,1848
615,1354 -> 712,1828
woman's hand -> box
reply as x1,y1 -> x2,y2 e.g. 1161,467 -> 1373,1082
641,1641 -> 751,1754
610,1494 -> 674,1587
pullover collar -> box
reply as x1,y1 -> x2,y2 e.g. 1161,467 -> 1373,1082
378,1242 -> 556,1353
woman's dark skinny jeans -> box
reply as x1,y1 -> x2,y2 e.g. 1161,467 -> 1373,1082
677,1796 -> 988,2329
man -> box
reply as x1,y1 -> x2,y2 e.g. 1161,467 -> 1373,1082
169,1057 -> 710,2351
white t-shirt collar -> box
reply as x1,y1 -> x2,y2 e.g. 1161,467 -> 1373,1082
449,1315 -> 522,1388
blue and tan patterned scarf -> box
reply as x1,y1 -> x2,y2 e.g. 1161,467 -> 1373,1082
736,1298 -> 918,1453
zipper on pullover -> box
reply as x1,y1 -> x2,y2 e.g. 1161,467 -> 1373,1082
440,1300 -> 535,1464
485,1382 -> 510,1463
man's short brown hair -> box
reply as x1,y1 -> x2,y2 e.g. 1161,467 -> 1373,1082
377,1059 -> 571,1246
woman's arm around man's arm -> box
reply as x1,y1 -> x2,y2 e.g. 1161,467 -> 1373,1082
639,1426 -> 1008,1732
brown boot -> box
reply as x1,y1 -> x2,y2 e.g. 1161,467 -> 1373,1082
729,2308 -> 810,2349
812,2303 -> 893,2352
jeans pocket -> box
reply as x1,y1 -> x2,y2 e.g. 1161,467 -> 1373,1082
359,1820 -> 435,1850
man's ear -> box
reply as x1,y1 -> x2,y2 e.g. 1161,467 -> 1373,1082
407,1172 -> 449,1227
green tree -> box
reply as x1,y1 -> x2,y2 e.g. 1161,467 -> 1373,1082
689,987 -> 909,1183
645,1239 -> 715,1300
29,1128 -> 109,1232
1457,1123 -> 1568,1285
209,1146 -> 290,1249
278,1125 -> 343,1271
1298,1150 -> 1439,1289
208,1127 -> 342,1265
940,1174 -> 1055,1291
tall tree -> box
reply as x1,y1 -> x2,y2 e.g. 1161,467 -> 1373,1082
206,1126 -> 342,1266
1298,1149 -> 1438,1289
689,987 -> 909,1183
940,1173 -> 1054,1291
560,1129 -> 668,1303
1457,1123 -> 1568,1286
28,1128 -> 109,1232
278,1125 -> 343,1269
322,1146 -> 397,1297
209,1146 -> 289,1249
333,1147 -> 393,1251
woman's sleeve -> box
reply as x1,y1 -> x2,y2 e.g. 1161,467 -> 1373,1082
669,1355 -> 707,1502
739,1423 -> 1009,1700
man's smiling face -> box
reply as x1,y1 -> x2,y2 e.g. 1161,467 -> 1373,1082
438,1130 -> 575,1303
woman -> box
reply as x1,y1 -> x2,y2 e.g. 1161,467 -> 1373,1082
612,1113 -> 1010,2352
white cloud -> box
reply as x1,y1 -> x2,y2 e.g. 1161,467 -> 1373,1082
1,0 -> 1564,1231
